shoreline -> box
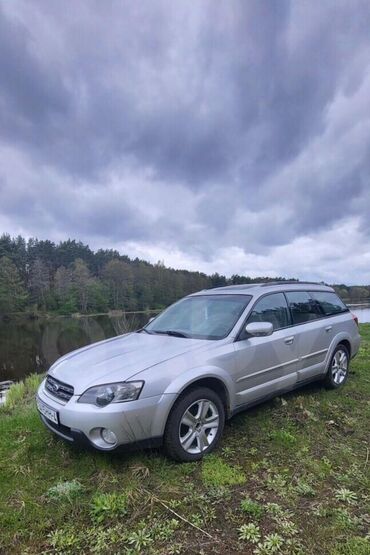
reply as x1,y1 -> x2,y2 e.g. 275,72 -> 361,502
1,308 -> 161,321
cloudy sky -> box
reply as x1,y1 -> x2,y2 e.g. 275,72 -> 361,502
1,1 -> 370,284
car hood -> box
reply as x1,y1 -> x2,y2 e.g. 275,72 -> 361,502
48,332 -> 208,394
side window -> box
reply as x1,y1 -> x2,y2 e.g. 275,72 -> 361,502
310,291 -> 348,316
285,291 -> 322,324
245,293 -> 290,332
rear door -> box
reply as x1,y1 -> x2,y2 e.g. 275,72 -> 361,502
310,289 -> 352,357
233,292 -> 299,407
284,291 -> 330,382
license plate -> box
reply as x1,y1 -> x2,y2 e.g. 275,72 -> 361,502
37,397 -> 59,425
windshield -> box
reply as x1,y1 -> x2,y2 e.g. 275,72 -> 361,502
144,294 -> 251,340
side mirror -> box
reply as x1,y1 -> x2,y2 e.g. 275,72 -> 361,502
245,321 -> 273,337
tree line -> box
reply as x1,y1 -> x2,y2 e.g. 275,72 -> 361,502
0,234 -> 368,315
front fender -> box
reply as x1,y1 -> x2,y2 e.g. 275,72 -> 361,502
162,364 -> 236,416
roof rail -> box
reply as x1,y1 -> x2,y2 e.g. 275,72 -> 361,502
260,280 -> 329,287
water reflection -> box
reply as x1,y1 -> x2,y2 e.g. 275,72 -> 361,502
0,313 -> 153,383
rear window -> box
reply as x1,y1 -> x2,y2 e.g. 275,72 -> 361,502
310,291 -> 348,316
285,291 -> 322,324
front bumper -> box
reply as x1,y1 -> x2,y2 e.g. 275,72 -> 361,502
36,379 -> 176,451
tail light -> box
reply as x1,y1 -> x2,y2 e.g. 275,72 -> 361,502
351,313 -> 359,327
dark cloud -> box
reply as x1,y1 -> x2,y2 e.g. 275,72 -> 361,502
0,4 -> 71,145
0,0 -> 370,281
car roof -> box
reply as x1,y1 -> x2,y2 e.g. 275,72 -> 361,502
190,281 -> 334,297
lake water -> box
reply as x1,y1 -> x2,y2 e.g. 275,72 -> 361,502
0,305 -> 369,387
348,305 -> 370,324
0,312 -> 154,384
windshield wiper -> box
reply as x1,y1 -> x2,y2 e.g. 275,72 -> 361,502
159,330 -> 190,338
138,328 -> 190,338
136,328 -> 154,334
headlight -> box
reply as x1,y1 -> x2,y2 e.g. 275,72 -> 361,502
78,381 -> 144,407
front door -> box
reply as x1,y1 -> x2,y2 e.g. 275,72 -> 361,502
233,292 -> 299,407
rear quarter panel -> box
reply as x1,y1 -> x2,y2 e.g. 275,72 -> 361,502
324,312 -> 361,370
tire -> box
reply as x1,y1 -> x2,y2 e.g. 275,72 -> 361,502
324,344 -> 350,389
163,387 -> 225,462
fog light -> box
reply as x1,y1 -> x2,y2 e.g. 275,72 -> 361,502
101,428 -> 117,445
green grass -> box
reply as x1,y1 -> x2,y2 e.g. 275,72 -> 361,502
201,455 -> 246,487
4,381 -> 26,409
1,325 -> 369,554
90,491 -> 129,523
240,497 -> 264,519
4,372 -> 44,409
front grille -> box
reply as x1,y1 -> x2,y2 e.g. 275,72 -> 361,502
45,375 -> 74,402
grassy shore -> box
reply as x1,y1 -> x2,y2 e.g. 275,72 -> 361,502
0,326 -> 369,555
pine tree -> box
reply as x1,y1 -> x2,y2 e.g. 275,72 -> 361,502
72,259 -> 91,312
102,259 -> 133,310
0,256 -> 28,313
29,258 -> 50,309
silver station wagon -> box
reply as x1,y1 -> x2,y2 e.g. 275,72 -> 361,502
37,282 -> 361,461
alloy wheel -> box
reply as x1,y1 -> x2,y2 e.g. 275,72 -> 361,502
179,399 -> 219,454
331,349 -> 348,385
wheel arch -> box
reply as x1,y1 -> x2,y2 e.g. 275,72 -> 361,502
326,333 -> 353,368
163,368 -> 234,422
337,338 -> 351,358
177,377 -> 230,416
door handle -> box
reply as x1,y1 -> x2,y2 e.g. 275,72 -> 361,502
325,326 -> 332,332
284,336 -> 295,345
